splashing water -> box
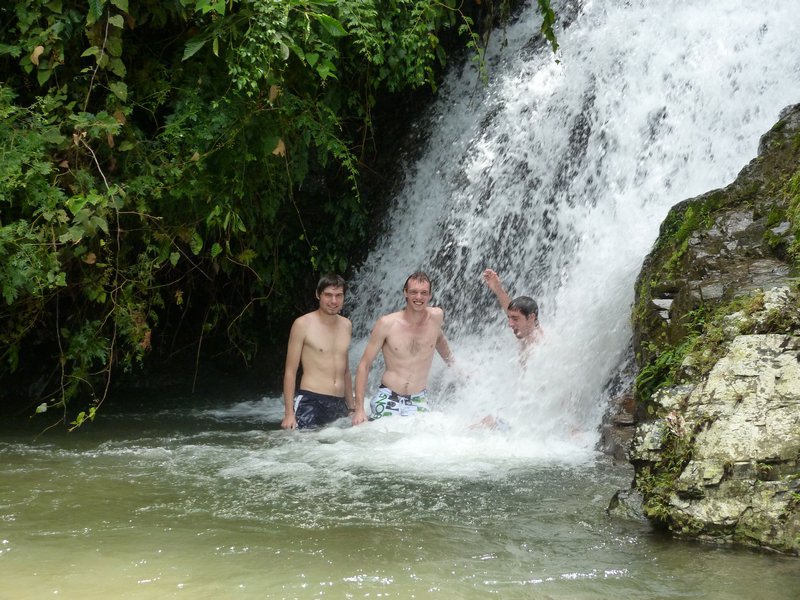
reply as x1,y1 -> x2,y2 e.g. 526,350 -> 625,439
346,0 -> 800,450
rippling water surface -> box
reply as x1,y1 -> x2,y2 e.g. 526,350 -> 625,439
2,395 -> 798,599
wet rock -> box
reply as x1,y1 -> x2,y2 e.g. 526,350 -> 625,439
616,103 -> 800,555
626,327 -> 800,554
607,488 -> 647,521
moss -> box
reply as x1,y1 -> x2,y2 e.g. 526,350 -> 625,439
766,205 -> 788,228
635,425 -> 696,524
632,287 -> 795,410
771,118 -> 789,134
756,462 -> 776,481
653,197 -> 713,256
669,205 -> 713,271
760,305 -> 800,333
672,514 -> 707,537
637,465 -> 673,524
635,339 -> 692,410
786,169 -> 800,268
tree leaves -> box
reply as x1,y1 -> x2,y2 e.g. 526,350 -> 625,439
183,37 -> 208,61
87,0 -> 107,26
312,13 -> 348,37
1,0 -> 550,426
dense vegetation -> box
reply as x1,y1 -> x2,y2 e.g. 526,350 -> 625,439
0,0 -> 556,427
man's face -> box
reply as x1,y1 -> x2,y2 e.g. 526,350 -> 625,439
403,279 -> 431,311
317,285 -> 345,315
507,308 -> 536,340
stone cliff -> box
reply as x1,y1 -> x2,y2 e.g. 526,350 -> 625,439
610,104 -> 800,555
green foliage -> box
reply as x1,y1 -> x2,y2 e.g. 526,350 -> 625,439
536,0 -> 558,52
657,195 -> 721,275
2,0 -> 553,426
635,287 -> 800,413
634,340 -> 691,410
635,424 -> 695,526
786,168 -> 800,267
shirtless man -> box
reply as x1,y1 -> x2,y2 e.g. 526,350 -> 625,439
282,274 -> 357,430
352,271 -> 454,423
482,268 -> 542,349
475,268 -> 542,431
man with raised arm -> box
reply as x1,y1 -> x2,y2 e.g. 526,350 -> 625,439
352,271 -> 454,423
282,274 -> 358,430
482,268 -> 542,349
473,268 -> 543,431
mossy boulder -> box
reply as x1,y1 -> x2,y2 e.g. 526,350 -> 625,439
633,104 -> 800,415
614,104 -> 800,555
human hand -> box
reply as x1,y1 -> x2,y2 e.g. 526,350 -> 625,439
482,269 -> 502,293
280,415 -> 297,430
351,408 -> 368,426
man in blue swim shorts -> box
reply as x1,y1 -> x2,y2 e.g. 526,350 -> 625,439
352,271 -> 454,423
292,389 -> 350,429
282,274 -> 358,430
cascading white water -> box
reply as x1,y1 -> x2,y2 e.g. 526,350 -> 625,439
347,0 -> 800,446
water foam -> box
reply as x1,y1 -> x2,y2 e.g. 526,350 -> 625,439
344,0 -> 800,451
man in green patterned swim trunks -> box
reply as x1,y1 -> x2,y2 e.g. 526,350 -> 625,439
368,385 -> 429,419
352,271 -> 455,423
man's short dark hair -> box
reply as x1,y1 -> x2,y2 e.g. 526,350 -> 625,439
507,296 -> 538,318
316,273 -> 346,295
403,271 -> 432,293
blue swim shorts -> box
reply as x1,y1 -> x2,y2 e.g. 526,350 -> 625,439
293,389 -> 349,429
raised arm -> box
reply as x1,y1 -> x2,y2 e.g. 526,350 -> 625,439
482,268 -> 511,310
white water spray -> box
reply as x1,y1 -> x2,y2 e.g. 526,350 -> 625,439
346,0 -> 800,448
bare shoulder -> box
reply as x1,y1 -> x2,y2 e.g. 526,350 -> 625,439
287,313 -> 311,348
337,314 -> 353,332
372,311 -> 401,334
292,312 -> 313,330
380,310 -> 404,325
428,306 -> 445,323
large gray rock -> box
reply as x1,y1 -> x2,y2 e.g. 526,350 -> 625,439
613,103 -> 800,555
632,104 -> 800,376
625,308 -> 800,553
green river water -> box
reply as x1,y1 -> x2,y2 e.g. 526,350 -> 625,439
1,393 -> 798,599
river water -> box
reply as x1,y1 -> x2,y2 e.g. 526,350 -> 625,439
2,396 -> 799,599
4,0 -> 800,597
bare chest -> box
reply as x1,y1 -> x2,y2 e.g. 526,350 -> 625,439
304,321 -> 350,357
386,324 -> 438,358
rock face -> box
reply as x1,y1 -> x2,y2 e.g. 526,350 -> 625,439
613,104 -> 800,555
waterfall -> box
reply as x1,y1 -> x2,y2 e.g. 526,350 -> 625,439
347,0 -> 800,448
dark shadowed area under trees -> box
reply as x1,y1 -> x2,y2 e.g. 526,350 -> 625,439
0,0 -> 556,429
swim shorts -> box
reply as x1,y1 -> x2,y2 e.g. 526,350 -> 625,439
369,385 -> 428,420
293,389 -> 348,429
